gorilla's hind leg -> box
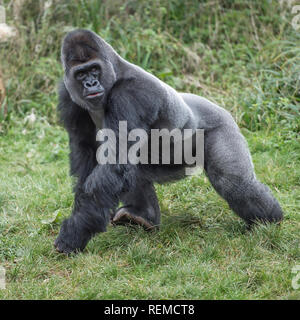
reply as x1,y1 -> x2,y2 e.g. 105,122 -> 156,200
203,108 -> 284,226
111,181 -> 160,231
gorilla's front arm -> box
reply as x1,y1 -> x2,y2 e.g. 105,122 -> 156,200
54,29 -> 283,254
55,76 -> 165,253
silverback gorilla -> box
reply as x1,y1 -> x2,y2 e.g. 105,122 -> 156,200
54,29 -> 283,254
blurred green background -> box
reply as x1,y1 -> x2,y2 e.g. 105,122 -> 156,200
0,0 -> 299,133
0,0 -> 299,300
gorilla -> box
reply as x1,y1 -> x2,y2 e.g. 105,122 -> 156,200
54,29 -> 283,254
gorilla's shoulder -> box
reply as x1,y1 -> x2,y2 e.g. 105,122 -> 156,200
109,77 -> 137,94
106,76 -> 161,125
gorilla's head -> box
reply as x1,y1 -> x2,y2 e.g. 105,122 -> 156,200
61,29 -> 118,111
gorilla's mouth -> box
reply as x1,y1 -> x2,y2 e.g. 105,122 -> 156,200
86,92 -> 104,99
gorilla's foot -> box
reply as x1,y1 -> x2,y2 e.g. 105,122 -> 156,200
227,180 -> 283,227
111,207 -> 157,231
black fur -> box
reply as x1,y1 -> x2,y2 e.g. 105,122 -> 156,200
54,29 -> 283,254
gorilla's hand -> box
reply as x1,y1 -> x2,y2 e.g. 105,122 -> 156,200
54,218 -> 91,254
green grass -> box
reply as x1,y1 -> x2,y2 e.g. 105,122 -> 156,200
0,119 -> 299,299
0,0 -> 299,299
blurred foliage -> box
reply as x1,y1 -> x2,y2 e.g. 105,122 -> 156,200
0,1 -> 299,300
0,0 -> 299,134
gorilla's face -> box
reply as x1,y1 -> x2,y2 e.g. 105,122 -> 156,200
73,61 -> 104,101
67,59 -> 107,110
61,30 -> 117,111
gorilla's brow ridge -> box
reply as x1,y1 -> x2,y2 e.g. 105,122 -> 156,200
75,42 -> 98,52
67,41 -> 99,63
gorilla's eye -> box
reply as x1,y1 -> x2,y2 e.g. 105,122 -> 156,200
76,71 -> 85,80
91,66 -> 100,74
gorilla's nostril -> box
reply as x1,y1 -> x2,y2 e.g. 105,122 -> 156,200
92,80 -> 100,87
84,81 -> 92,88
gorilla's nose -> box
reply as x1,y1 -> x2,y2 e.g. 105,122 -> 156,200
84,79 -> 100,89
